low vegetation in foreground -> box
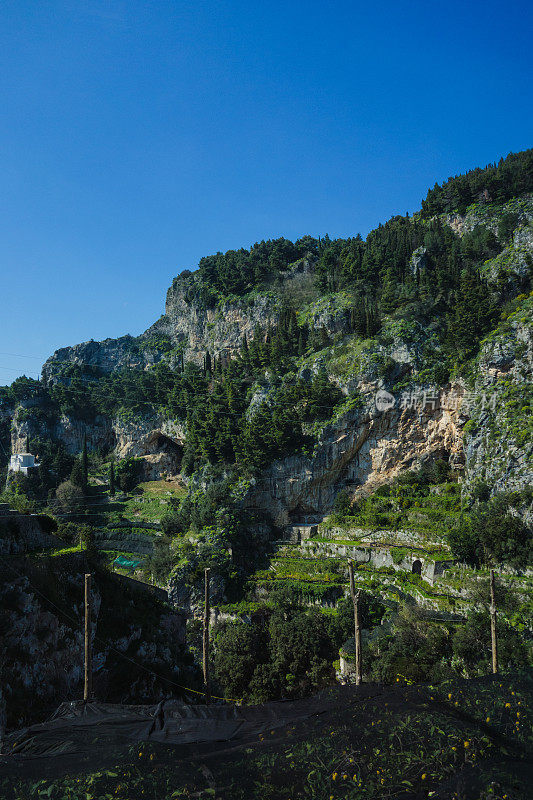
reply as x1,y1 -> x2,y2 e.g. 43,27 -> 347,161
2,675 -> 531,800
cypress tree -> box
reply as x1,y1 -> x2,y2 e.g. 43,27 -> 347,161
205,351 -> 212,375
298,330 -> 305,357
82,434 -> 88,490
70,458 -> 85,490
26,435 -> 30,453
109,461 -> 115,497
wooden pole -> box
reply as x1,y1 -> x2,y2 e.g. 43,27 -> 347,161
348,561 -> 362,685
84,573 -> 92,702
203,568 -> 211,704
490,569 -> 498,674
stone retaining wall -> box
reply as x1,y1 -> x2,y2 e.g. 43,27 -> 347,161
0,509 -> 61,555
92,530 -> 156,555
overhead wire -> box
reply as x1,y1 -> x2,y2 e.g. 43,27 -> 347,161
0,553 -> 241,704
0,352 -> 44,360
0,355 -> 381,704
0,332 -> 361,420
0,495 -> 181,514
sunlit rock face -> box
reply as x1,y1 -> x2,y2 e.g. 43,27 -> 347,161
8,195 -> 533,524
244,385 -> 466,527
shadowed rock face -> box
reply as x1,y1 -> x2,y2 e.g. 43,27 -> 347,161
153,281 -> 281,366
41,281 -> 283,382
0,558 -> 188,730
41,335 -> 164,382
10,407 -> 186,481
0,511 -> 60,555
464,307 -> 533,522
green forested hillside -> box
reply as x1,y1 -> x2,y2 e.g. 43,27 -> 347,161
1,151 -> 532,745
2,149 -> 532,490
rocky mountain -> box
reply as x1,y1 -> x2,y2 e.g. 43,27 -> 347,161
1,149 -> 532,746
2,151 -> 532,527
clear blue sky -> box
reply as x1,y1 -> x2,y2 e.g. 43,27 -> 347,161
1,0 -> 532,382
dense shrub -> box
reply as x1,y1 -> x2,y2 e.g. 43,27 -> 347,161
448,493 -> 532,568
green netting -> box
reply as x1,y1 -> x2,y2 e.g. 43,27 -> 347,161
113,556 -> 142,571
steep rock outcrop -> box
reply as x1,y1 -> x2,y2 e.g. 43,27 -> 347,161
41,335 -> 169,382
445,195 -> 533,242
10,406 -> 186,480
245,385 -> 466,526
112,415 -> 185,479
464,295 -> 533,517
0,510 -> 60,555
149,280 -> 280,365
6,195 -> 533,523
10,398 -> 113,456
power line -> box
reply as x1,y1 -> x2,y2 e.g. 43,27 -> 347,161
0,554 -> 239,703
0,484 -> 186,515
0,352 -> 44,360
0,365 -> 40,374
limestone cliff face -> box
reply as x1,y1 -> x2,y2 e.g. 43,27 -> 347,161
446,196 -> 533,283
8,196 -> 533,520
150,278 -> 280,365
0,510 -> 60,555
42,279 -> 282,382
39,197 -> 533,385
245,385 -> 466,527
11,399 -> 113,456
463,297 -> 533,519
10,405 -> 185,480
0,556 -> 96,728
446,195 -> 533,241
112,415 -> 185,479
41,335 -> 167,382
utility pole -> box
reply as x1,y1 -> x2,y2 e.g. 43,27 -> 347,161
490,569 -> 498,674
84,573 -> 93,702
203,568 -> 211,704
348,561 -> 362,685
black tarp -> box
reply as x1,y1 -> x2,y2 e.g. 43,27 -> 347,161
1,688 -> 373,760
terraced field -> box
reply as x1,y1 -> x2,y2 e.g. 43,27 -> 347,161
217,483 -> 533,636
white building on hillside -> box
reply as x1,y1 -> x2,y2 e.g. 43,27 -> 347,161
9,453 -> 38,475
